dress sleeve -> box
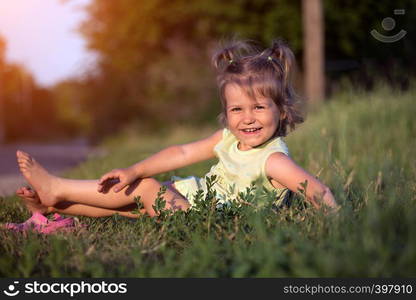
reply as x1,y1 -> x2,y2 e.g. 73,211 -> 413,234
221,127 -> 230,139
272,138 -> 289,156
213,127 -> 228,156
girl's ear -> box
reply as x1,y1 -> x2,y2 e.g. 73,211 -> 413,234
280,111 -> 287,120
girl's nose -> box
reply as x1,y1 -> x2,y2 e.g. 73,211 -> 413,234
242,110 -> 256,124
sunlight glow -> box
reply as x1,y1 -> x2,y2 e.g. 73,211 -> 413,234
0,0 -> 94,87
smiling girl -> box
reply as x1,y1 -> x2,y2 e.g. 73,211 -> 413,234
15,39 -> 338,220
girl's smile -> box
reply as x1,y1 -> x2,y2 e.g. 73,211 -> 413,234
240,127 -> 262,134
225,83 -> 281,151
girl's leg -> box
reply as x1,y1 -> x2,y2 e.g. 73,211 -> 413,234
16,151 -> 190,217
17,187 -> 144,218
56,203 -> 144,218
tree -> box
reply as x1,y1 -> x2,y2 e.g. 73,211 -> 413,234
0,36 -> 6,143
302,0 -> 325,103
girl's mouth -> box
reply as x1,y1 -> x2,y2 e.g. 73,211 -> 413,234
240,127 -> 262,135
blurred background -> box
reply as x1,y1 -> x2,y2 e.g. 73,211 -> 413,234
0,0 -> 414,144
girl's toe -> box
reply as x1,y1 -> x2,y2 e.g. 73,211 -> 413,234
16,150 -> 27,158
18,152 -> 31,161
18,156 -> 29,163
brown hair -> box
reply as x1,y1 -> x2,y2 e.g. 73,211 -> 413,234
212,39 -> 304,137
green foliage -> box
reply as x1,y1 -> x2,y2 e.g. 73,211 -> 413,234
0,88 -> 415,277
80,0 -> 302,72
51,79 -> 92,136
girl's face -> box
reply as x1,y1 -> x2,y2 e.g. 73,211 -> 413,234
224,83 -> 281,151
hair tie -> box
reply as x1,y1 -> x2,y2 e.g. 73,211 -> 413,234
267,56 -> 273,61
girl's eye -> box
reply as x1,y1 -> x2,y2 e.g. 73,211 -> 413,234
255,106 -> 265,110
230,107 -> 241,112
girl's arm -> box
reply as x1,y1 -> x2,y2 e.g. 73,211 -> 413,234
132,129 -> 223,177
98,129 -> 223,192
265,152 -> 339,210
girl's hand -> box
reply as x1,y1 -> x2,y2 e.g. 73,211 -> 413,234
97,167 -> 138,193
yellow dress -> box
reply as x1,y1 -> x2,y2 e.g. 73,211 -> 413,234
172,128 -> 290,207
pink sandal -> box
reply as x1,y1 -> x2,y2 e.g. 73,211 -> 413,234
4,212 -> 81,234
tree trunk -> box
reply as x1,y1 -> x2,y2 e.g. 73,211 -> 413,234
0,38 -> 5,143
302,0 -> 325,103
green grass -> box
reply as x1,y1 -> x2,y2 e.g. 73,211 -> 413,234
1,86 -> 415,277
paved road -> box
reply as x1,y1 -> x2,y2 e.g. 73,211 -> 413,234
0,138 -> 104,197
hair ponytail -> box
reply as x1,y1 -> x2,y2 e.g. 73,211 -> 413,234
212,39 -> 259,71
263,39 -> 295,99
267,39 -> 295,78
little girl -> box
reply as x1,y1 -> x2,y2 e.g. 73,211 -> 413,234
15,39 -> 338,220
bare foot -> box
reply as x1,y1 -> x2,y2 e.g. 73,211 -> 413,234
16,150 -> 60,207
16,186 -> 49,215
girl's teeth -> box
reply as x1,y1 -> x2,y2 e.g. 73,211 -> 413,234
243,128 -> 260,132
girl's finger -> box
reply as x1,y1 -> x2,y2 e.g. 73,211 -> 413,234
99,173 -> 116,185
98,174 -> 120,192
113,183 -> 126,193
97,179 -> 109,192
98,175 -> 108,184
